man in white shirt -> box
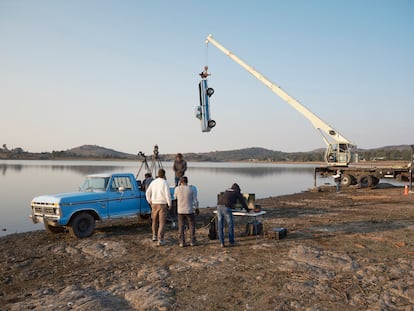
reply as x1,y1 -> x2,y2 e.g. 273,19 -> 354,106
146,168 -> 172,246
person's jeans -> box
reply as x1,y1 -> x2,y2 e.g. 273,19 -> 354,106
335,181 -> 341,192
217,205 -> 234,245
178,213 -> 195,244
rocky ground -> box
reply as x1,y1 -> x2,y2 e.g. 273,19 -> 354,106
1,184 -> 414,311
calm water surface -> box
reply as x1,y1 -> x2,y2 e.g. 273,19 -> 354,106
0,160 -> 326,236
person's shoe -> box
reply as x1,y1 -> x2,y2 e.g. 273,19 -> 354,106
190,242 -> 197,247
220,243 -> 225,248
157,240 -> 166,246
179,243 -> 185,247
152,236 -> 157,242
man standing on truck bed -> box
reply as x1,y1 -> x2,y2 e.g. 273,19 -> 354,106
146,168 -> 172,246
173,153 -> 187,186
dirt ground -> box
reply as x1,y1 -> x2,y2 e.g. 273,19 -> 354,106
1,184 -> 414,311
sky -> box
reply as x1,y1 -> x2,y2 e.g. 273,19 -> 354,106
1,0 -> 413,155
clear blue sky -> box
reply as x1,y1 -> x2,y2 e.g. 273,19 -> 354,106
1,0 -> 413,155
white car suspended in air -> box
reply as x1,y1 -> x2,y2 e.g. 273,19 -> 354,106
195,66 -> 216,132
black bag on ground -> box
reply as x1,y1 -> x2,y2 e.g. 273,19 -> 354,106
208,217 -> 217,240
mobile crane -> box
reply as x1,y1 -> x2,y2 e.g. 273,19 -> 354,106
204,34 -> 355,167
204,35 -> 412,188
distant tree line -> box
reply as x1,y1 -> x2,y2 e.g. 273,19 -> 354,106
1,144 -> 413,162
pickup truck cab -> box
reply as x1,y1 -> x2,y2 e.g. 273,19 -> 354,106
30,173 -> 152,238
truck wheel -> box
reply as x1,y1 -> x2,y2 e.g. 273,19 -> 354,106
69,212 -> 95,238
358,175 -> 373,188
341,174 -> 354,187
372,176 -> 380,187
44,223 -> 65,234
208,120 -> 216,128
207,87 -> 214,97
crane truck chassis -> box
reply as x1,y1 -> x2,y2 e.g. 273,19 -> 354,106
203,34 -> 413,189
314,165 -> 412,188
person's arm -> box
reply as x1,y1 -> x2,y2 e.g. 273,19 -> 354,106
164,182 -> 172,207
173,187 -> 178,200
192,188 -> 199,209
145,185 -> 152,204
238,193 -> 249,211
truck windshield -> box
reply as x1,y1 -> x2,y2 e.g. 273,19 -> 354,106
80,177 -> 109,192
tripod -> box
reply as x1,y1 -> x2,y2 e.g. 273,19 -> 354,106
136,145 -> 164,180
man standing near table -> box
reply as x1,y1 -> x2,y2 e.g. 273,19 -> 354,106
216,183 -> 248,247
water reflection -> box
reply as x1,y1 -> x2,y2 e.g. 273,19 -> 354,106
0,160 -> 319,236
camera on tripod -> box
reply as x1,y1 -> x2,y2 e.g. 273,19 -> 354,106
136,145 -> 163,181
153,145 -> 159,158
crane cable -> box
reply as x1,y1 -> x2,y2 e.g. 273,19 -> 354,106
204,39 -> 209,72
199,41 -> 211,79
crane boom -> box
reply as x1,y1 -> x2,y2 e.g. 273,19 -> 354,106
205,34 -> 356,166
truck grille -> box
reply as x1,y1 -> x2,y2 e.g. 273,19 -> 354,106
34,206 -> 55,215
32,203 -> 60,216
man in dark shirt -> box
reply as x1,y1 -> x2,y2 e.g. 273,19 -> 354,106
216,183 -> 248,247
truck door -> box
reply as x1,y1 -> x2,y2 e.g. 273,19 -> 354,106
107,176 -> 140,217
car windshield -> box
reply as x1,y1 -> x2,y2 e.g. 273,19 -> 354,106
80,177 -> 109,192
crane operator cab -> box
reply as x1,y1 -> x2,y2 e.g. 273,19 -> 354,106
195,66 -> 216,132
325,143 -> 352,166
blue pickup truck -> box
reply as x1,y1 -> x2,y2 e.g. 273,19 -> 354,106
30,173 -> 152,238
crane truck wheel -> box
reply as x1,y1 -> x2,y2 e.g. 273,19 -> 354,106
341,174 -> 354,187
207,88 -> 214,97
358,175 -> 373,188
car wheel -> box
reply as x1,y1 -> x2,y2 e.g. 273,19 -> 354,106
69,212 -> 95,238
206,88 -> 214,97
208,120 -> 216,128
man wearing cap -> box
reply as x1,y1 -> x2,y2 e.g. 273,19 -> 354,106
216,183 -> 248,247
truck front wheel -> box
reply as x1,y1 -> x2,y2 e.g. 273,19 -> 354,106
69,212 -> 95,238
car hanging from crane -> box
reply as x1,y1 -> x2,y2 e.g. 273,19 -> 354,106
202,34 -> 356,166
195,66 -> 216,132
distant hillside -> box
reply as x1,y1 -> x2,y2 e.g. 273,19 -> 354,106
66,145 -> 135,159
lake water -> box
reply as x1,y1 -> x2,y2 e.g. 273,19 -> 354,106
0,160 -> 327,236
